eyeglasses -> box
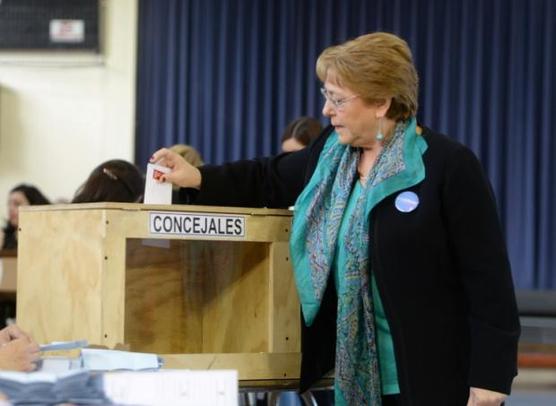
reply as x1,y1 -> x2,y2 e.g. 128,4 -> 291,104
320,87 -> 359,111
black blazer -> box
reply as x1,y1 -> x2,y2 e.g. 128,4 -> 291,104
180,125 -> 520,405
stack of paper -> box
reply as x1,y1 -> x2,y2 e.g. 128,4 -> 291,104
0,370 -> 108,405
52,371 -> 106,404
102,370 -> 238,406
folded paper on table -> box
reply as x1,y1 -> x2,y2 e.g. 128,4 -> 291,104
40,339 -> 88,352
81,348 -> 162,371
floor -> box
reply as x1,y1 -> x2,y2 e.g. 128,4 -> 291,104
264,368 -> 556,405
506,368 -> 556,406
509,314 -> 556,405
242,314 -> 556,405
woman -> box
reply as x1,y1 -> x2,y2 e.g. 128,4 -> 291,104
151,32 -> 519,406
1,184 -> 50,250
168,144 -> 204,167
72,159 -> 145,203
281,116 -> 322,152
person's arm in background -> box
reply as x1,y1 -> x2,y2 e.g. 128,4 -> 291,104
442,145 -> 520,406
0,325 -> 40,372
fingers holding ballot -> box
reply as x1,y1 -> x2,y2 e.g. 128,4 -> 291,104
150,148 -> 202,190
0,325 -> 40,372
0,324 -> 32,344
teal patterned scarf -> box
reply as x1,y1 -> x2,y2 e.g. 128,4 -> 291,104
290,117 -> 427,405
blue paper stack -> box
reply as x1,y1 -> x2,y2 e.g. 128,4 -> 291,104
0,370 -> 109,405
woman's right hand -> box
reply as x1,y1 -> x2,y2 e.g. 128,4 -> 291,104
0,336 -> 40,372
150,148 -> 202,189
0,324 -> 32,345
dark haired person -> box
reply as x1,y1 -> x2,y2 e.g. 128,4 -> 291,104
281,116 -> 322,152
72,159 -> 144,203
1,184 -> 50,250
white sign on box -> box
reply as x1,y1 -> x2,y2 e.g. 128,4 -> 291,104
144,163 -> 173,205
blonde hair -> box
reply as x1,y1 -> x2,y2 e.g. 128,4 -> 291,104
169,144 -> 204,167
316,32 -> 418,120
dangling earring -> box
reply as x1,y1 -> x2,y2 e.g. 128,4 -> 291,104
376,117 -> 384,142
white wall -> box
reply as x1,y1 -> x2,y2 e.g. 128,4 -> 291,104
0,0 -> 137,218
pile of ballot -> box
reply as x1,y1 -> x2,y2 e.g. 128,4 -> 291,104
0,348 -> 164,404
0,346 -> 237,405
0,370 -> 108,405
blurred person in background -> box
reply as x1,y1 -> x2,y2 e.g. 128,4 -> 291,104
169,144 -> 204,167
0,184 -> 50,250
281,116 -> 322,152
72,159 -> 144,204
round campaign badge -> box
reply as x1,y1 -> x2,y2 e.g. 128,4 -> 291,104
395,191 -> 419,213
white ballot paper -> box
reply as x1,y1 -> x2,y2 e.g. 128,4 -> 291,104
144,163 -> 172,204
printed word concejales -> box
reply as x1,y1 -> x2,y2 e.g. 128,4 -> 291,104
149,212 -> 245,237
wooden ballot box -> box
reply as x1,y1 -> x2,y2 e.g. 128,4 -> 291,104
16,203 -> 301,383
